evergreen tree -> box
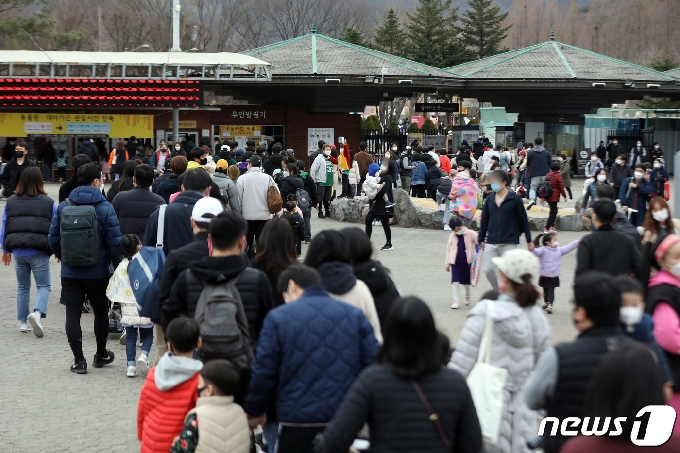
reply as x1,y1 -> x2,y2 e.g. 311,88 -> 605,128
460,0 -> 512,59
0,1 -> 85,50
374,9 -> 406,56
649,56 -> 678,72
406,0 -> 469,68
340,27 -> 368,47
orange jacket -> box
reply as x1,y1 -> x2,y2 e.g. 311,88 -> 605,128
137,366 -> 199,453
109,149 -> 129,167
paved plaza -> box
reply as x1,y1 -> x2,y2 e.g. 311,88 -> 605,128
0,182 -> 587,452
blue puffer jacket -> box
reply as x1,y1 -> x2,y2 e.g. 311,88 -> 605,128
411,162 -> 427,185
48,186 -> 121,279
245,286 -> 379,423
425,163 -> 442,186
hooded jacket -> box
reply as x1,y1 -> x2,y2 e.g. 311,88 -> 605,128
263,153 -> 284,176
137,353 -> 203,453
244,286 -> 379,424
210,172 -> 240,212
143,191 -> 202,255
112,186 -> 165,242
450,295 -> 550,453
163,255 -> 273,342
76,140 -> 98,161
584,159 -> 604,178
279,174 -> 304,201
1,156 -> 37,197
526,146 -> 552,178
237,167 -> 277,221
317,261 -> 382,343
154,174 -> 180,204
478,190 -> 532,245
609,162 -> 632,187
352,260 -> 400,329
48,186 -> 122,279
450,172 -> 478,220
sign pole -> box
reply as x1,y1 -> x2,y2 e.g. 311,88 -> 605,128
172,108 -> 179,146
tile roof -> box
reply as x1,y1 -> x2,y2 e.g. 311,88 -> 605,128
446,42 -> 677,82
241,30 -> 455,79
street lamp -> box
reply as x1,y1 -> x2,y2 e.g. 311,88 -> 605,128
125,44 -> 150,52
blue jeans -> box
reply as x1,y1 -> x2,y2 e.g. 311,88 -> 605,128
15,253 -> 51,321
529,176 -> 543,200
42,163 -> 52,182
443,198 -> 452,225
125,326 -> 153,366
263,422 -> 279,452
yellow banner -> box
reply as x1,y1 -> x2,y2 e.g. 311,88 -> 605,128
169,121 -> 197,129
0,113 -> 153,137
219,125 -> 262,137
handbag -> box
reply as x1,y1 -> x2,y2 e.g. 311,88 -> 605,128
267,184 -> 283,214
411,380 -> 451,452
466,300 -> 508,444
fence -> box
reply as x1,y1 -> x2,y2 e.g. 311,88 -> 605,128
360,133 -> 408,158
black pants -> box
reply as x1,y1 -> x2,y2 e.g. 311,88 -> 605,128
317,184 -> 332,216
565,186 -> 572,199
358,175 -> 366,196
246,220 -> 267,259
546,201 -> 558,229
61,277 -> 110,363
411,184 -> 425,198
544,287 -> 555,304
341,173 -> 352,197
57,168 -> 66,180
277,425 -> 325,453
365,212 -> 391,244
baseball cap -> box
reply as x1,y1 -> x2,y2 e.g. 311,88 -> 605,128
191,197 -> 224,224
491,249 -> 539,285
215,159 -> 229,170
221,144 -> 230,152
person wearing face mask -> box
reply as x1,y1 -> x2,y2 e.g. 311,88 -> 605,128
478,170 -> 533,291
186,147 -> 208,171
641,197 -> 676,245
652,141 -> 664,160
444,218 -> 477,308
310,144 -> 335,218
364,162 -> 395,251
606,139 -> 623,169
542,162 -> 568,234
1,140 -> 37,198
172,141 -> 186,157
584,152 -> 603,179
152,141 -> 174,173
448,160 -> 478,229
558,154 -> 573,201
581,168 -> 609,219
613,275 -> 674,401
450,249 -> 549,453
629,139 -> 648,167
522,271 -> 629,453
609,153 -> 632,196
595,140 -> 607,163
645,233 -> 680,426
619,163 -> 653,227
531,232 -> 579,314
650,158 -> 669,198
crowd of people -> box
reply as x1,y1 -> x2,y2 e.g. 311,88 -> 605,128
1,134 -> 680,453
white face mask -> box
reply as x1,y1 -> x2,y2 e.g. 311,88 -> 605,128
634,171 -> 644,179
613,141 -> 618,145
620,306 -> 643,327
380,165 -> 387,172
391,147 -> 397,152
175,146 -> 181,150
654,145 -> 660,150
615,159 -> 621,165
654,163 -> 661,168
384,153 -> 391,159
637,143 -> 642,147
591,157 -> 597,162
551,241 -> 559,248
454,227 -> 466,235
652,209 -> 669,222
596,175 -> 606,182
670,262 -> 680,278
323,150 -> 331,156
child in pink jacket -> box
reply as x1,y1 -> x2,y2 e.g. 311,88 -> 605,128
449,163 -> 478,226
445,218 -> 478,309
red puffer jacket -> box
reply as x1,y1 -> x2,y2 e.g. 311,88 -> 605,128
137,367 -> 199,453
543,170 -> 567,202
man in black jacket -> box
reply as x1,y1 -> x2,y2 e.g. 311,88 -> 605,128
144,168 -> 212,255
575,199 -> 639,277
263,142 -> 284,176
76,137 -> 98,163
58,154 -> 92,206
523,271 -> 629,453
1,141 -> 37,198
162,211 -> 273,343
111,164 -> 165,242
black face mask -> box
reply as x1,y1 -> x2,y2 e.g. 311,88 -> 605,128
199,158 -> 208,165
15,151 -> 24,158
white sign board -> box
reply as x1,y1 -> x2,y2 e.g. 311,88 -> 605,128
308,128 -> 334,153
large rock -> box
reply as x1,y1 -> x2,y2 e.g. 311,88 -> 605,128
330,197 -> 368,224
415,206 -> 445,229
528,215 -> 549,232
393,188 -> 421,228
557,214 -> 584,231
574,196 -> 584,211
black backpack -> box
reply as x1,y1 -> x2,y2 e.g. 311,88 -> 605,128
192,269 -> 255,369
537,174 -> 554,199
59,199 -> 100,267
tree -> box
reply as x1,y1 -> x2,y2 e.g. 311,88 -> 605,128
408,122 -> 421,133
649,56 -> 678,72
340,27 -> 367,47
0,0 -> 85,50
364,115 -> 382,132
460,0 -> 512,59
406,0 -> 469,68
388,121 -> 399,134
421,119 -> 437,134
373,8 -> 405,56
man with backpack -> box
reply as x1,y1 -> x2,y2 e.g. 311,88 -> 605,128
162,211 -> 273,348
526,137 -> 553,209
49,163 -> 122,374
77,137 -> 98,163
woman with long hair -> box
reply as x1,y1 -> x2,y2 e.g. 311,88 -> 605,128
254,218 -> 297,308
561,342 -> 680,452
1,167 -> 55,337
450,249 -> 550,453
642,197 -> 676,244
319,297 -> 482,452
106,160 -> 138,203
108,140 -> 129,181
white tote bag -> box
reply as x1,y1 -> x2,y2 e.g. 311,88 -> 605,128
466,300 -> 508,445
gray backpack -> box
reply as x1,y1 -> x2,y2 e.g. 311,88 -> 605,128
192,270 -> 254,369
295,187 -> 310,212
60,199 -> 100,267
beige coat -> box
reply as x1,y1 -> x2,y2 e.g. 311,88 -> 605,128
330,280 -> 383,343
187,396 -> 250,453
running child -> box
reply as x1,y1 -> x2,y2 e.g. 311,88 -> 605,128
445,218 -> 478,309
531,232 -> 579,314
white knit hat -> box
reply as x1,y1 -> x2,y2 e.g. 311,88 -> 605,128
492,249 -> 539,285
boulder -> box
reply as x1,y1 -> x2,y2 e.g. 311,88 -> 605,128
557,214 -> 584,232
574,196 -> 584,211
528,215 -> 549,232
582,217 -> 592,231
393,188 -> 421,228
330,197 -> 368,224
415,206 -> 445,230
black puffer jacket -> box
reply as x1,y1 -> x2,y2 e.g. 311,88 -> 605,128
3,193 -> 54,255
106,177 -> 134,202
263,154 -> 284,176
353,260 -> 400,329
111,186 -> 165,242
1,157 -> 37,197
319,364 -> 482,453
163,255 -> 274,343
59,172 -> 80,203
280,174 -> 304,201
154,174 -> 180,203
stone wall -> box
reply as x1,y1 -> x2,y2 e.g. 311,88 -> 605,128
329,189 -> 589,231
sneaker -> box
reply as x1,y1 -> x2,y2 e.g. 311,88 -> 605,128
451,300 -> 460,309
546,304 -> 553,314
385,201 -> 395,208
465,295 -> 471,306
137,353 -> 149,371
542,303 -> 548,310
544,229 -> 550,234
318,213 -> 325,219
527,200 -> 535,210
119,332 -> 127,345
127,366 -> 137,377
27,312 -> 43,338
19,322 -> 31,333
443,225 -> 452,231
380,243 -> 394,251
549,227 -> 557,233
92,350 -> 115,368
70,361 -> 87,374
325,213 -> 331,218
